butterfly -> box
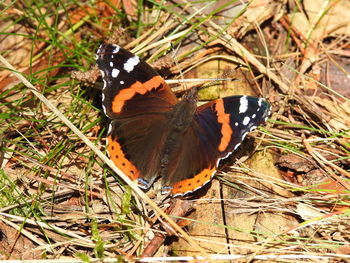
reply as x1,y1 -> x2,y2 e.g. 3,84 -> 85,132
96,44 -> 270,197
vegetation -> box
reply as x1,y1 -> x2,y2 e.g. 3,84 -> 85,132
0,0 -> 349,261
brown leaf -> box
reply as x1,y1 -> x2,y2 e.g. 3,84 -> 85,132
0,222 -> 41,259
336,245 -> 350,255
122,0 -> 137,19
320,55 -> 350,99
278,154 -> 317,173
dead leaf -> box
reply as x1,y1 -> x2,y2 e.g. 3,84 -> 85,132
320,56 -> 350,99
314,96 -> 350,131
278,153 -> 317,173
290,0 -> 350,42
305,0 -> 350,38
296,203 -> 325,221
122,0 -> 137,19
0,222 -> 41,259
336,245 -> 350,255
227,0 -> 285,38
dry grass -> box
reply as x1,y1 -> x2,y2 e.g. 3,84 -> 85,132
1,0 -> 350,262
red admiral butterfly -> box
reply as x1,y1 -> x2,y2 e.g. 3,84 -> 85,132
96,44 -> 270,197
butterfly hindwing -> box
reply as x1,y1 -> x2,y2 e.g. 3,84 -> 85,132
160,96 -> 270,197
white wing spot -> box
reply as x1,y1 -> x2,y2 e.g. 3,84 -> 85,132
124,56 -> 140,73
110,61 -> 113,67
235,122 -> 238,126
258,98 -> 263,107
101,93 -> 105,101
120,80 -> 124,84
252,113 -> 256,119
239,96 -> 248,113
112,45 -> 120,53
242,116 -> 250,126
111,68 -> 120,78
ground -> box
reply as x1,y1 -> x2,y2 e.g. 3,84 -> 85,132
1,0 -> 350,262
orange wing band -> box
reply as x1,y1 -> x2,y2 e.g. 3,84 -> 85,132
108,135 -> 140,180
112,76 -> 166,114
171,167 -> 216,196
215,99 -> 233,152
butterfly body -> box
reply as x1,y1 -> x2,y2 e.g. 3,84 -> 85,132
96,44 -> 270,197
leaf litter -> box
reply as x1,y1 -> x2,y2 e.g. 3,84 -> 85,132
0,0 -> 350,261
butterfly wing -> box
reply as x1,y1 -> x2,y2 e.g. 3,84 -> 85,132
162,96 -> 270,197
96,44 -> 177,118
96,44 -> 271,197
96,44 -> 177,187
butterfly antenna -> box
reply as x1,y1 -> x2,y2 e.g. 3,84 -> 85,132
196,64 -> 242,93
167,44 -> 242,95
169,42 -> 190,92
